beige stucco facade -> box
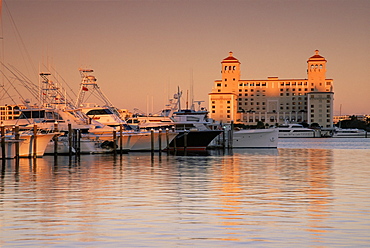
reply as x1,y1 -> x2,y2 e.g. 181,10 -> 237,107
209,50 -> 334,127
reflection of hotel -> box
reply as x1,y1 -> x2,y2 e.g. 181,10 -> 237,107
209,50 -> 334,127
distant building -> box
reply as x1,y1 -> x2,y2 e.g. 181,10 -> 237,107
333,115 -> 370,124
0,104 -> 26,122
208,50 -> 334,127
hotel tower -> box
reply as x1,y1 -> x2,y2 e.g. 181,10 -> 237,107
208,50 -> 334,127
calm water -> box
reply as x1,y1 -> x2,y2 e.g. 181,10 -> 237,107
1,138 -> 369,247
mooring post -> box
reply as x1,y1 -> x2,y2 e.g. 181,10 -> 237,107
68,123 -> 73,157
119,124 -> 123,154
150,129 -> 154,153
158,129 -> 162,153
172,126 -> 176,151
113,130 -> 117,156
184,131 -> 188,152
1,125 -> 5,160
54,122 -> 58,156
33,124 -> 37,158
165,128 -> 169,151
15,125 -> 20,159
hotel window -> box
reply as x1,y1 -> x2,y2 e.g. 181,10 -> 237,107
212,105 -> 215,108
227,110 -> 230,113
292,88 -> 296,91
217,83 -> 221,87
227,115 -> 230,118
251,89 -> 254,92
245,89 -> 248,92
280,107 -> 284,110
281,82 -> 284,86
244,83 -> 248,86
245,102 -> 248,105
304,82 -> 307,85
239,89 -> 242,92
286,107 -> 289,110
227,101 -> 230,104
280,89 -> 283,91
286,82 -> 290,86
239,94 -> 242,96
245,94 -> 248,96
238,102 -> 242,105
298,82 -> 302,85
262,102 -> 265,105
292,82 -> 296,86
250,83 -> 254,86
225,79 -> 227,81
256,83 -> 260,86
262,83 -> 266,86
212,110 -> 215,113
239,83 -> 243,86
233,66 -> 236,70
280,93 -> 283,96
286,93 -> 290,96
304,88 -> 308,91
233,78 -> 235,81
326,82 -> 331,86
311,88 -> 314,91
212,101 -> 215,104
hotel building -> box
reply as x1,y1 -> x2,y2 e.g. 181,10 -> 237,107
209,50 -> 334,127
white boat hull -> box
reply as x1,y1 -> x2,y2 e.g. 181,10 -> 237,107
233,129 -> 278,148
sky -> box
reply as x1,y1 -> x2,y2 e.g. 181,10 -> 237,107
1,0 -> 369,115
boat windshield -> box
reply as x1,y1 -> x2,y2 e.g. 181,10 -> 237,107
19,110 -> 45,119
86,109 -> 113,115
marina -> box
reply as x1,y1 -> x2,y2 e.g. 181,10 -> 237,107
0,1 -> 369,247
0,138 -> 369,247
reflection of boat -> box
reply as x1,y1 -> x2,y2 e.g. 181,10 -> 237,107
333,128 -> 368,137
276,124 -> 316,138
233,129 -> 278,148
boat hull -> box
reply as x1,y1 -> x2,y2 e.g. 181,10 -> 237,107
233,129 -> 278,148
168,130 -> 223,151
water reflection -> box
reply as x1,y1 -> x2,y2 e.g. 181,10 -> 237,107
0,146 -> 369,247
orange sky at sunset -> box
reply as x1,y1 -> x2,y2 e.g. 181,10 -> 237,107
1,0 -> 369,115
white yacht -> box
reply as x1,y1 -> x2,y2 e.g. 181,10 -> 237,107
276,124 -> 317,138
232,129 -> 278,148
333,128 -> 368,137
